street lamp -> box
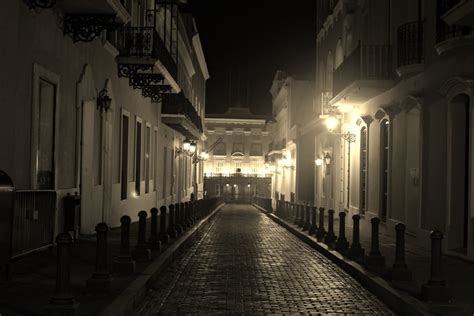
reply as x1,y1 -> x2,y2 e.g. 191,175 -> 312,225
189,142 -> 197,154
325,116 -> 356,209
315,158 -> 323,166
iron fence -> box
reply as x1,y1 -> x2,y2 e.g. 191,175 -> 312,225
397,21 -> 424,67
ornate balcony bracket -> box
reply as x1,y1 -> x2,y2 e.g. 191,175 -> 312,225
118,64 -> 154,78
142,85 -> 172,103
28,0 -> 56,9
64,14 -> 119,42
129,73 -> 165,89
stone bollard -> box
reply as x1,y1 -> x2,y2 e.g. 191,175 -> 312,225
86,223 -> 112,293
174,203 -> 183,235
148,208 -> 162,252
324,209 -> 337,246
421,230 -> 451,301
114,216 -> 136,275
298,204 -> 306,227
286,202 -> 291,221
167,204 -> 178,239
335,212 -> 349,253
159,206 -> 170,244
190,201 -> 196,224
348,215 -> 365,261
132,211 -> 152,262
316,207 -> 326,242
44,233 -> 79,316
303,205 -> 311,231
390,223 -> 412,281
181,202 -> 189,228
366,217 -> 385,273
309,206 -> 318,235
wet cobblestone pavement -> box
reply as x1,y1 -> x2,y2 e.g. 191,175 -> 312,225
137,204 -> 393,315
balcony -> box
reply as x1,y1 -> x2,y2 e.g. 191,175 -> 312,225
116,27 -> 179,96
56,0 -> 130,42
441,0 -> 474,27
436,0 -> 474,54
331,42 -> 393,107
396,21 -> 424,77
161,93 -> 203,140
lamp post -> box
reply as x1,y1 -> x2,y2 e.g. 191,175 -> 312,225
325,116 -> 356,209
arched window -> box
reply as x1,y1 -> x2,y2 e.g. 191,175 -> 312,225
380,119 -> 390,221
360,126 -> 368,214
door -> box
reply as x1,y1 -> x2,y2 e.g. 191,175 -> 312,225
80,101 -> 103,234
405,108 -> 421,235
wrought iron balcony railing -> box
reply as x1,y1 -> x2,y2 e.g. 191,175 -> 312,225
438,0 -> 462,15
333,42 -> 392,97
117,27 -> 177,79
162,93 -> 203,132
436,0 -> 472,43
397,21 -> 424,67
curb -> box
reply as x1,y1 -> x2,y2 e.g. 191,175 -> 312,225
100,203 -> 225,316
253,204 -> 432,316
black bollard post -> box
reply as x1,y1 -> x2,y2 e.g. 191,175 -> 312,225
367,217 -> 385,273
316,207 -> 326,242
309,206 -> 318,235
292,203 -> 298,224
86,223 -> 112,293
159,206 -> 170,244
44,233 -> 79,316
348,214 -> 365,261
293,204 -> 300,225
181,202 -> 188,229
132,211 -> 152,262
324,209 -> 337,246
286,201 -> 291,221
298,204 -> 305,227
303,205 -> 311,231
390,223 -> 412,281
174,203 -> 183,235
421,230 -> 451,301
167,204 -> 178,239
335,212 -> 349,253
148,208 -> 162,252
114,216 -> 136,275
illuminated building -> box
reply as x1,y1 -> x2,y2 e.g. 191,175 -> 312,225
203,107 -> 272,201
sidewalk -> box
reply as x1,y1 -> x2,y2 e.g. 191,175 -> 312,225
272,209 -> 474,315
0,203 -> 222,316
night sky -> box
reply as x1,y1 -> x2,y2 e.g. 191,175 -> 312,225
189,0 -> 317,116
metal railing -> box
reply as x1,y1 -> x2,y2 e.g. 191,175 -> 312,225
12,190 -> 56,258
162,93 -> 203,132
397,21 -> 424,67
253,196 -> 272,211
117,27 -> 177,79
333,42 -> 392,96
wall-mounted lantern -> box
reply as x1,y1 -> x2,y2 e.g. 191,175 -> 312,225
315,158 -> 323,166
324,152 -> 332,165
97,88 -> 112,112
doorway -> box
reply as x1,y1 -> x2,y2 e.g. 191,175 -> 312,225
449,94 -> 470,253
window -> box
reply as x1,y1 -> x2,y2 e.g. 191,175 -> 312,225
250,143 -> 263,156
120,113 -> 129,200
380,119 -> 390,221
135,118 -> 142,196
145,124 -> 151,194
359,127 -> 368,214
36,78 -> 57,189
216,162 -> 224,173
162,146 -> 167,198
153,128 -> 158,192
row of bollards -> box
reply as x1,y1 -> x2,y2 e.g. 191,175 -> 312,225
44,197 -> 221,315
272,200 -> 451,302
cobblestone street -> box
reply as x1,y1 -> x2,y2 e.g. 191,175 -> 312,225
137,204 -> 393,315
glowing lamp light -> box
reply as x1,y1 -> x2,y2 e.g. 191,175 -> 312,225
247,183 -> 251,188
233,184 -> 237,188
189,142 -> 197,154
226,183 -> 230,187
325,116 -> 339,132
324,152 -> 332,165
183,140 -> 191,152
315,158 -> 323,166
201,152 -> 209,160
277,159 -> 285,167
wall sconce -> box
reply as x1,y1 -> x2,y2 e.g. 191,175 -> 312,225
183,139 -> 191,152
324,152 -> 332,165
325,115 -> 339,132
97,88 -> 112,112
315,158 -> 323,166
189,142 -> 196,154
